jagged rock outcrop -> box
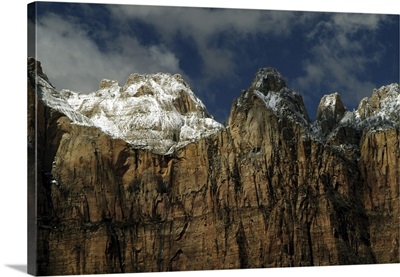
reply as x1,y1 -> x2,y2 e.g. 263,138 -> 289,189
60,72 -> 223,155
317,92 -> 347,136
28,58 -> 399,275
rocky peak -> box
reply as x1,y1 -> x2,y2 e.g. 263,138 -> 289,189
29,57 -> 222,155
28,58 -> 93,127
120,72 -> 206,115
251,67 -> 287,93
60,72 -> 223,155
28,57 -> 52,85
232,67 -> 309,128
99,79 -> 119,89
229,67 -> 312,153
316,92 -> 347,136
357,83 -> 400,123
316,85 -> 399,159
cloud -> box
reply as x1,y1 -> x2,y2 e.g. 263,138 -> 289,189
107,5 -> 312,80
29,12 -> 183,93
331,13 -> 383,33
30,4 -> 317,96
29,4 -> 396,123
293,13 -> 390,109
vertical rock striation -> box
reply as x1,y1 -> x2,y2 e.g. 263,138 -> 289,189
28,59 -> 399,275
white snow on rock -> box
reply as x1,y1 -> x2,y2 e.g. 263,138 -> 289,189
367,84 -> 400,122
35,73 -> 93,127
246,68 -> 399,142
251,88 -> 311,127
242,68 -> 311,127
344,83 -> 400,131
57,73 -> 223,155
252,90 -> 281,114
32,58 -> 399,154
321,92 -> 340,111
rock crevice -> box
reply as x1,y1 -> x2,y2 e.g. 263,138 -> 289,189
28,60 -> 400,275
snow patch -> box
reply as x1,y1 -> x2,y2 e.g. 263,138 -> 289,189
350,83 -> 399,131
321,92 -> 340,112
50,72 -> 223,155
36,75 -> 93,127
253,90 -> 282,114
251,88 -> 310,127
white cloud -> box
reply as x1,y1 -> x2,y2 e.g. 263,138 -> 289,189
293,13 -> 390,108
30,13 -> 183,93
29,4 -> 395,116
107,5 -> 312,80
331,13 -> 382,33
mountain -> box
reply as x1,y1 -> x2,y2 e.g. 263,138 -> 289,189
31,59 -> 222,155
28,58 -> 399,275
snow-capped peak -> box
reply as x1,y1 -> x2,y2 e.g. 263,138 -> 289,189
316,92 -> 347,136
320,92 -> 340,108
317,93 -> 345,122
59,72 -> 223,155
29,57 -> 223,155
356,83 -> 400,121
323,83 -> 400,139
28,58 -> 93,127
252,67 -> 287,93
241,67 -> 310,126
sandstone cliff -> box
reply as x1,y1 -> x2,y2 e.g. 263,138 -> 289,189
28,59 -> 399,275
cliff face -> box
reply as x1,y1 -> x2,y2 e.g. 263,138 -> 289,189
28,59 -> 399,275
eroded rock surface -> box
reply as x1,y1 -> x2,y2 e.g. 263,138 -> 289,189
316,93 -> 347,136
28,58 -> 399,275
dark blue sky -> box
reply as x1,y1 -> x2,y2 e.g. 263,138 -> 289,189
29,2 -> 399,122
